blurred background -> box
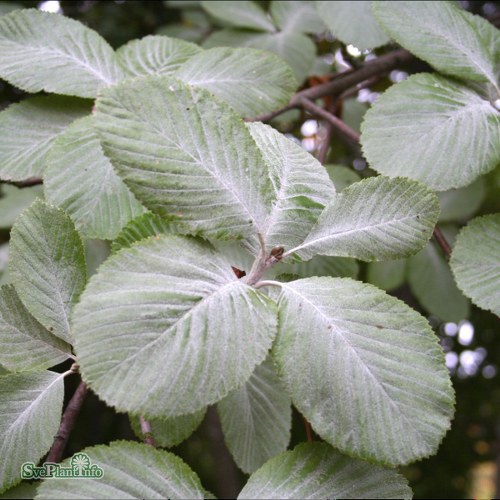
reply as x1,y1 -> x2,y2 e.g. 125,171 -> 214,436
0,1 -> 499,498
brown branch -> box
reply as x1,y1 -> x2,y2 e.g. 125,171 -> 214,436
433,227 -> 452,260
1,177 -> 43,188
246,103 -> 299,123
139,416 -> 155,447
303,417 -> 314,443
46,381 -> 89,463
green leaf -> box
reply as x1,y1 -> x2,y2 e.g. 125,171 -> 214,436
9,200 -> 87,343
0,3 -> 21,16
116,35 -> 202,78
270,1 -> 326,34
36,441 -> 210,499
201,1 -> 276,32
0,481 -> 38,499
0,285 -> 71,372
0,185 -> 43,229
130,409 -> 206,448
0,9 -> 124,98
84,239 -> 110,278
203,30 -> 316,83
360,73 -> 500,190
238,442 -> 412,499
247,122 -> 335,252
111,212 -> 174,253
409,242 -> 469,322
73,235 -> 277,417
438,177 -> 486,222
324,165 -> 361,192
44,116 -> 146,240
217,356 -> 291,474
450,214 -> 500,315
95,76 -> 273,240
0,96 -> 90,182
275,255 -> 359,279
316,1 -> 390,50
373,1 -> 498,86
289,176 -> 439,262
0,371 -> 64,494
366,259 -> 407,291
273,277 -> 454,465
175,47 -> 297,118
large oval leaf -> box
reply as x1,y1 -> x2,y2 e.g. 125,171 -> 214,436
175,47 -> 297,118
450,214 -> 500,315
271,1 -> 326,34
0,371 -> 64,494
0,96 -> 90,182
273,277 -> 455,465
361,73 -> 500,190
201,1 -> 275,32
373,1 -> 498,86
44,116 -> 146,240
238,442 -> 412,499
36,441 -> 210,499
288,176 -> 439,262
95,76 -> 273,240
73,235 -> 277,417
0,9 -> 123,97
9,200 -> 87,343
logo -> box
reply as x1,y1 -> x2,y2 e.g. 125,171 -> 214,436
21,453 -> 104,480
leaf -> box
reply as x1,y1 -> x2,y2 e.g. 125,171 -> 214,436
130,409 -> 206,448
95,76 -> 273,240
111,212 -> 174,253
275,255 -> 359,280
84,239 -> 110,278
203,30 -> 316,83
0,3 -> 21,16
0,185 -> 44,229
372,1 -> 498,86
270,1 -> 326,34
0,96 -> 90,182
73,235 -> 277,417
247,122 -> 335,252
0,285 -> 71,372
450,214 -> 500,315
201,1 -> 276,32
44,116 -> 146,240
289,176 -> 439,262
0,481 -> 38,499
36,441 -> 210,499
324,165 -> 361,192
438,177 -> 486,222
316,1 -> 390,50
273,277 -> 455,465
175,47 -> 297,118
0,9 -> 124,98
116,35 -> 202,78
238,442 -> 412,499
360,73 -> 500,190
408,241 -> 469,322
0,371 -> 64,494
9,200 -> 87,343
366,259 -> 407,291
217,356 -> 291,474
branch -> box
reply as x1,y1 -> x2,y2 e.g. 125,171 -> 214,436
46,381 -> 89,463
303,417 -> 314,443
139,416 -> 155,447
1,177 -> 43,188
433,227 -> 452,260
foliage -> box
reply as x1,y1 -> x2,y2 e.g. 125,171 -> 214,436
0,1 -> 498,499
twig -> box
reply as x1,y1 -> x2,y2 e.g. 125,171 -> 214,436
247,103 -> 299,123
139,416 -> 155,447
1,177 -> 43,188
303,417 -> 314,443
433,227 -> 452,260
316,99 -> 338,165
46,381 -> 89,463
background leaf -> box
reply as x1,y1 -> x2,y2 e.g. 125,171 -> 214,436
438,177 -> 486,222
175,47 -> 297,118
450,214 -> 500,315
36,441 -> 209,499
217,356 -> 291,474
316,1 -> 390,50
0,185 -> 44,229
290,176 -> 439,262
0,371 -> 64,493
44,116 -> 146,240
270,1 -> 326,34
0,96 -> 90,182
274,255 -> 359,280
273,277 -> 455,465
73,235 -> 277,417
95,76 -> 273,240
238,442 -> 412,499
360,73 -> 500,190
366,259 -> 407,291
325,165 -> 361,193
0,285 -> 71,372
0,9 -> 124,98
9,200 -> 87,343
